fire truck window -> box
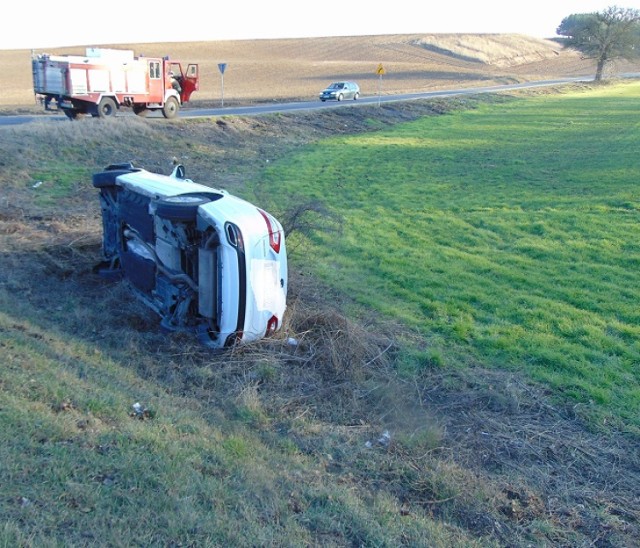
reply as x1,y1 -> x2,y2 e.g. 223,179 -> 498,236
149,62 -> 161,79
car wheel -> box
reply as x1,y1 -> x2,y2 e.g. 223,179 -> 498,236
154,194 -> 211,222
353,92 -> 359,100
105,162 -> 136,171
337,94 -> 343,101
92,167 -> 138,188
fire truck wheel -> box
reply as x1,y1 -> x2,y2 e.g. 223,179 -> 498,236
162,97 -> 180,119
97,97 -> 117,118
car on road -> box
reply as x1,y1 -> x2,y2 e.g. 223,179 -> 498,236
319,81 -> 360,102
92,162 -> 287,349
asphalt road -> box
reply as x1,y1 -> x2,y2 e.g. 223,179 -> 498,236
0,76 -> 611,127
182,77 -> 595,118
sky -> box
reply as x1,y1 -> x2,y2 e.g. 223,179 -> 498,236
3,1 -> 640,50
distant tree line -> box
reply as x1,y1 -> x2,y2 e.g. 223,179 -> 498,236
557,5 -> 640,80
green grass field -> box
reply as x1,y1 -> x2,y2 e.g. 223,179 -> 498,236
255,82 -> 640,433
2,82 -> 639,547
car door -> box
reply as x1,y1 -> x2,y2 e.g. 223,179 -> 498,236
346,83 -> 356,99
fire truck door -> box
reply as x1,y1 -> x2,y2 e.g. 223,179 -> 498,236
180,64 -> 199,102
147,60 -> 164,102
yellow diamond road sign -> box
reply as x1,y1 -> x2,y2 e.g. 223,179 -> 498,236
376,64 -> 385,75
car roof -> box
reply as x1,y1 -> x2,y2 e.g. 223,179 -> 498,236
327,81 -> 357,88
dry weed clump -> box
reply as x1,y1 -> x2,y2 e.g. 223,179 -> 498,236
287,307 -> 385,381
184,294 -> 399,427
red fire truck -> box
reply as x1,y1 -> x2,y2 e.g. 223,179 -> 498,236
32,48 -> 199,120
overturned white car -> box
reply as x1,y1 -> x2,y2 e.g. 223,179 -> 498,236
93,163 -> 287,348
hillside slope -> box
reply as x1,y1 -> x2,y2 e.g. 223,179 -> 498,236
0,33 -> 604,110
1,85 -> 639,546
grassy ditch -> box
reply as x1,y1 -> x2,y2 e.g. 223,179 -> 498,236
1,84 -> 638,546
254,82 -> 640,434
0,312 -> 467,547
0,238 -> 492,548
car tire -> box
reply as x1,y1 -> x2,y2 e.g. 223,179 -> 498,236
154,195 -> 211,222
105,162 -> 136,171
337,94 -> 343,101
353,93 -> 359,100
92,167 -> 138,188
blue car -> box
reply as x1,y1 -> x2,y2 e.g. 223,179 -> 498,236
319,81 -> 360,102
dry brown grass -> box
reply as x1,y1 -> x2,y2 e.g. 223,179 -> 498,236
2,204 -> 638,545
0,33 -> 611,111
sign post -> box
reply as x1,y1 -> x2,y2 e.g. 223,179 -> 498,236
376,64 -> 385,107
218,63 -> 227,107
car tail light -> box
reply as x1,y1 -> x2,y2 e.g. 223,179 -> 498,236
265,315 -> 279,337
258,209 -> 281,253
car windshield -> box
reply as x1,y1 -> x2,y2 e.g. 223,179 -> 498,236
330,83 -> 343,89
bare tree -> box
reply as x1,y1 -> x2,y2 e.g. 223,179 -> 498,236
557,6 -> 640,81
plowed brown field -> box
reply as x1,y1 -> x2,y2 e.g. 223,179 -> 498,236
1,33 -> 627,112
